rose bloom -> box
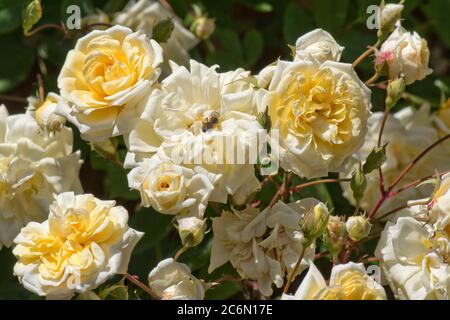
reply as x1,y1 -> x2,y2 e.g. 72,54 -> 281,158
436,98 -> 450,134
294,29 -> 344,64
283,262 -> 386,300
209,200 -> 319,296
57,25 -> 163,142
340,105 -> 450,218
127,155 -> 215,217
114,0 -> 198,74
148,258 -> 207,300
258,59 -> 371,178
376,23 -> 432,85
430,174 -> 450,232
376,216 -> 450,300
125,60 -> 263,204
13,192 -> 143,299
30,93 -> 68,134
256,64 -> 276,89
377,3 -> 403,33
0,105 -> 82,249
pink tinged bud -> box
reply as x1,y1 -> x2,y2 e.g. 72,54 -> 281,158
376,50 -> 394,66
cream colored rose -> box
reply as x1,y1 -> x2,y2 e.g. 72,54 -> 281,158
376,24 -> 432,85
435,98 -> 450,134
81,10 -> 110,30
13,192 -> 143,299
430,174 -> 450,231
28,93 -> 70,135
375,216 -> 450,300
340,105 -> 449,218
259,59 -> 371,178
0,105 -> 82,249
148,258 -> 207,300
209,200 -> 318,296
177,216 -> 206,247
282,262 -> 386,300
114,0 -> 198,73
256,64 -> 276,89
294,29 -> 344,64
377,3 -> 403,34
192,16 -> 215,40
125,60 -> 263,204
57,25 -> 163,142
127,155 -> 214,216
346,215 -> 371,242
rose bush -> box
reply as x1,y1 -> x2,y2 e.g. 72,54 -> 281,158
0,0 -> 449,301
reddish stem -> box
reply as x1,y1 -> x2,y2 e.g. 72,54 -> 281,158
367,135 -> 450,220
290,178 -> 351,193
124,273 -> 159,299
392,169 -> 450,197
388,134 -> 450,192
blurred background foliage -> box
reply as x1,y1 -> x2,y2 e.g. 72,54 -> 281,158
0,0 -> 449,299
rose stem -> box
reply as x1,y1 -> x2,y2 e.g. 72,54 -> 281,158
352,40 -> 381,68
282,245 -> 306,294
124,273 -> 159,300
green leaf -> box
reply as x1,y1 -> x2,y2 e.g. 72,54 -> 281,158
314,183 -> 334,210
206,28 -> 244,71
152,18 -> 174,43
90,151 -> 139,201
99,283 -> 129,300
244,29 -> 263,66
179,236 -> 212,272
0,33 -> 34,92
251,2 -> 273,13
314,0 -> 349,33
256,107 -> 271,131
362,144 -> 387,174
434,79 -> 449,94
283,1 -> 313,44
0,3 -> 22,35
76,291 -> 101,300
351,163 -> 367,204
218,29 -> 243,57
22,0 -> 42,36
130,207 -> 174,255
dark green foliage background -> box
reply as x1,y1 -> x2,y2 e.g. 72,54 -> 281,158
0,0 -> 448,299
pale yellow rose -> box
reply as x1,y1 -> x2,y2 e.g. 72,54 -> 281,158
113,0 -> 198,74
282,262 -> 386,300
0,105 -> 82,249
377,3 -> 404,34
294,29 -> 344,64
125,60 -> 263,204
148,258 -> 207,300
209,200 -> 318,296
192,16 -> 215,40
430,173 -> 450,232
376,24 -> 432,85
127,155 -> 214,217
29,93 -> 69,135
259,59 -> 371,178
375,216 -> 450,300
346,215 -> 371,242
13,192 -> 143,299
340,105 -> 449,218
435,98 -> 450,134
57,25 -> 163,141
